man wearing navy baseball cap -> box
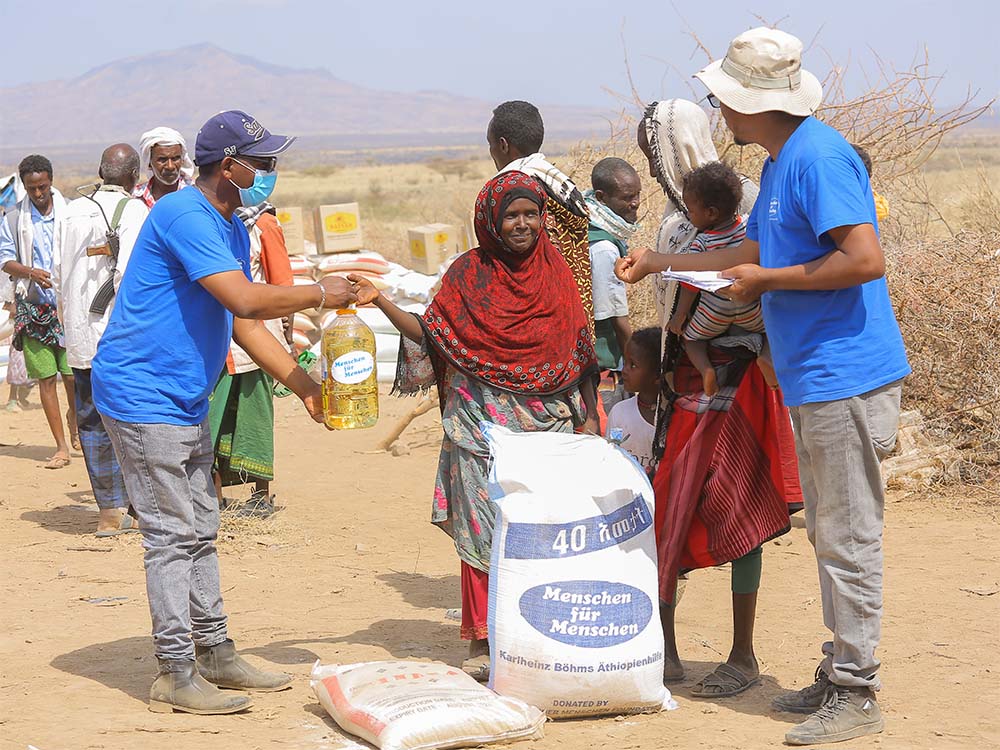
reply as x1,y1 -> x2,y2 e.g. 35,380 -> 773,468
92,110 -> 361,715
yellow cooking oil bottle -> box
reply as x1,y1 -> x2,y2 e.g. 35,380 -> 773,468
322,307 -> 379,429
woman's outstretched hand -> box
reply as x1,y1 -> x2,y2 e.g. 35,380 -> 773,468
347,274 -> 382,306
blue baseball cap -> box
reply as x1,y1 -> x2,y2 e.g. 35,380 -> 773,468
194,110 -> 295,166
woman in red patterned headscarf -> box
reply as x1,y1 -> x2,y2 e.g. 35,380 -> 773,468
353,172 -> 598,680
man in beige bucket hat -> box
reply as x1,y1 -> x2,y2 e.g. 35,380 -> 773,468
617,27 -> 908,746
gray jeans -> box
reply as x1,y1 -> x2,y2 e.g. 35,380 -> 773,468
103,416 -> 228,662
789,380 -> 902,690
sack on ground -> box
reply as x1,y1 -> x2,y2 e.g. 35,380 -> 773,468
311,660 -> 545,750
485,426 -> 674,718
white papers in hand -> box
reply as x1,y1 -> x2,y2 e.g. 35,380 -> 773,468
660,269 -> 733,293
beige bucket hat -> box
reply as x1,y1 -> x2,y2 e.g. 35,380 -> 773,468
694,27 -> 823,116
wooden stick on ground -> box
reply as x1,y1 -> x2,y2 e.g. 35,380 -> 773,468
377,392 -> 439,452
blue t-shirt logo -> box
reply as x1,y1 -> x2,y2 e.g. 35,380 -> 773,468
768,197 -> 779,221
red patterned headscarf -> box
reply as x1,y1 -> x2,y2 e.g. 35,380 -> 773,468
421,172 -> 597,395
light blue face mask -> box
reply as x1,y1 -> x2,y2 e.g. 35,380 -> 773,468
230,158 -> 277,207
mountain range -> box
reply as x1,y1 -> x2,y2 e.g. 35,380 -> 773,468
0,44 -> 610,165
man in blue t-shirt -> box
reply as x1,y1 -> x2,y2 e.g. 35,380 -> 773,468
617,28 -> 909,746
92,110 -> 361,716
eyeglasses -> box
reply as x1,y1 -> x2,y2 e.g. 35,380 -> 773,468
706,93 -> 722,109
232,155 -> 277,173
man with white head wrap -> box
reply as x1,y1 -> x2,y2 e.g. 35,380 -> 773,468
134,127 -> 196,208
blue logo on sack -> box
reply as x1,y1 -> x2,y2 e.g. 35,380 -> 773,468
518,580 -> 652,648
503,495 -> 650,560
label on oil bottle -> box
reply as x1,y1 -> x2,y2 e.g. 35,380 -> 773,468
332,351 -> 375,385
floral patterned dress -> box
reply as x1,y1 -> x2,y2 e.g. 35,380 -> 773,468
395,335 -> 586,572
433,370 -> 585,571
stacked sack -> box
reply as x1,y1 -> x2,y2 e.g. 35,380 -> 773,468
289,254 -> 321,352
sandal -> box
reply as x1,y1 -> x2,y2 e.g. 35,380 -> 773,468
44,455 -> 71,470
234,491 -> 277,519
95,512 -> 141,538
461,655 -> 490,683
690,663 -> 760,698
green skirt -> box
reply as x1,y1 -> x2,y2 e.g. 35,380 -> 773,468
208,369 -> 275,486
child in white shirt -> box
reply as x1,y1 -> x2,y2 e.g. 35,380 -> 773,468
606,327 -> 661,473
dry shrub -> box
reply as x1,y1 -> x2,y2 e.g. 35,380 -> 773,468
886,229 -> 1000,478
959,166 -> 1000,233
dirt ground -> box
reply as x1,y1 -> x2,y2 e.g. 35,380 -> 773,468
1,388 -> 997,750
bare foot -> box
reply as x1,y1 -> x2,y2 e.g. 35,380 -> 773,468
462,638 -> 491,682
702,367 -> 719,397
44,452 -> 71,469
67,412 -> 82,452
664,656 -> 685,684
96,508 -> 126,533
468,638 -> 489,659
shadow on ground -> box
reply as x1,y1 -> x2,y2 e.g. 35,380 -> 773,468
51,636 -> 154,704
0,443 -> 55,463
21,504 -> 98,536
666,658 -> 801,723
243,618 -> 462,667
377,571 -> 459,610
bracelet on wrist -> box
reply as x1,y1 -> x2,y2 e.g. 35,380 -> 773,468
315,282 -> 326,312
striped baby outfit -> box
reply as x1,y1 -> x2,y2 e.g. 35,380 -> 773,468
680,216 -> 765,341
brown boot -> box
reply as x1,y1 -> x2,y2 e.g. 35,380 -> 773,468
196,639 -> 292,692
149,660 -> 252,715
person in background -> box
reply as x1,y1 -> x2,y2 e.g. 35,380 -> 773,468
209,203 -> 294,519
93,110 -> 360,715
486,100 -> 600,433
351,172 -> 598,683
605,327 -> 660,473
134,127 -> 195,208
55,144 -> 148,535
586,157 -> 641,416
0,154 -> 77,468
852,144 -> 890,222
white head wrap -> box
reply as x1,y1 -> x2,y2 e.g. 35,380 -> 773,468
138,127 -> 195,182
643,99 -> 757,325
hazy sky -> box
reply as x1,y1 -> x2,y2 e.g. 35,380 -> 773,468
5,0 -> 996,111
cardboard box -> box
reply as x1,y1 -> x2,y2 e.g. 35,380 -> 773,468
407,223 -> 462,274
275,207 -> 306,256
314,202 -> 364,253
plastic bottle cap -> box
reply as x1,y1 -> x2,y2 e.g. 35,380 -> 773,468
336,308 -> 356,315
